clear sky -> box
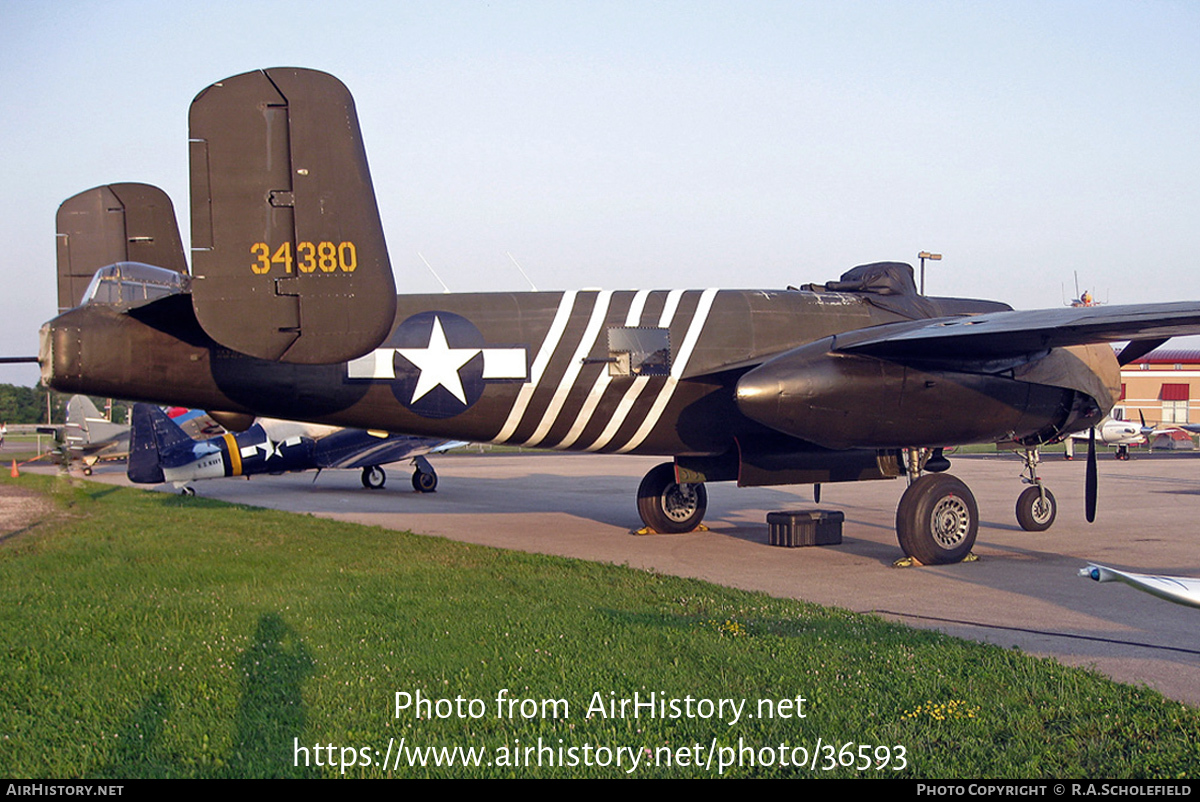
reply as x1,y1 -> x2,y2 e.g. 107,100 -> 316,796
2,0 -> 1198,387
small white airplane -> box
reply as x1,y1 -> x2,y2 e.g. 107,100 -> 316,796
1063,410 -> 1145,460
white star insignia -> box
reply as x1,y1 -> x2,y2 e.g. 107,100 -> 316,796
242,435 -> 301,461
395,316 -> 481,404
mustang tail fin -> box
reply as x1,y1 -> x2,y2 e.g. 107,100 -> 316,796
188,67 -> 396,365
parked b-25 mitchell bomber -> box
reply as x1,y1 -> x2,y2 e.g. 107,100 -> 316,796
38,68 -> 1200,564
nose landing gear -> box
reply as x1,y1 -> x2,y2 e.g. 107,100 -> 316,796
1015,447 -> 1057,532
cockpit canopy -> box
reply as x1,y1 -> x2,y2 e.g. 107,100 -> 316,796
81,262 -> 190,308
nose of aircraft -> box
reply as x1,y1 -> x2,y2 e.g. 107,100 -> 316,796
733,368 -> 781,418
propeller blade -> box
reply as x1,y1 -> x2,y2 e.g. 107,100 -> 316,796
1086,427 -> 1098,523
1139,409 -> 1157,438
1117,338 -> 1167,366
814,483 -> 821,504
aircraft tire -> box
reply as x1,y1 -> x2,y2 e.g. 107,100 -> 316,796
1015,486 -> 1056,532
83,466 -> 93,476
412,469 -> 438,493
895,473 -> 977,565
362,466 -> 386,489
180,486 -> 195,497
636,462 -> 707,534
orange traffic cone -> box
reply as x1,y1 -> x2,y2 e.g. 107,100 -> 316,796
10,460 -> 18,478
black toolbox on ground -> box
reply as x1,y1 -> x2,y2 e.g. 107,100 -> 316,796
766,510 -> 844,547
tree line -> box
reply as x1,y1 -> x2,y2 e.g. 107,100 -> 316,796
0,384 -> 131,425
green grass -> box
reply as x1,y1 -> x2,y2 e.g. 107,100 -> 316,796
1,474 -> 1197,778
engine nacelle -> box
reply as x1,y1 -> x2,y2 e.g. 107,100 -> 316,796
734,337 -> 1109,450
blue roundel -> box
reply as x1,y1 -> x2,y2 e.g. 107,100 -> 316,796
387,311 -> 485,419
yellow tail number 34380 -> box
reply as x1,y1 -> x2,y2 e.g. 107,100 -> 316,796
250,241 -> 358,274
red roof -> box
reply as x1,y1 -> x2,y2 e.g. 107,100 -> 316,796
1127,349 -> 1200,365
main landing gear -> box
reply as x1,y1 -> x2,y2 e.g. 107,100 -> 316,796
895,448 -> 978,565
411,466 -> 438,493
361,458 -> 439,493
634,451 -> 982,561
637,462 -> 707,534
411,455 -> 438,493
636,444 -> 1062,563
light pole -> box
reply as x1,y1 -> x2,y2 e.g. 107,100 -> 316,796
918,251 -> 941,296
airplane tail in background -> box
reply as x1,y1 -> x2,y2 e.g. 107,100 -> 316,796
188,68 -> 396,365
127,404 -> 195,484
63,395 -> 130,458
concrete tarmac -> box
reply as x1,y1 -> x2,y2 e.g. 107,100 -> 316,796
63,449 -> 1200,707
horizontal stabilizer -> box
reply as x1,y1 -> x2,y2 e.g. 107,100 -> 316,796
56,183 -> 187,313
189,67 -> 396,364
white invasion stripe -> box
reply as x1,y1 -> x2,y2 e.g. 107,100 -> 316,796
348,349 -> 396,379
481,348 -> 528,379
585,289 -> 686,452
616,287 -> 719,454
492,291 -> 578,443
555,290 -> 651,450
523,290 -> 615,447
623,288 -> 652,327
656,289 -> 686,328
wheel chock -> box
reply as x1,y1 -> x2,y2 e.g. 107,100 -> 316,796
893,551 -> 978,568
632,524 -> 709,536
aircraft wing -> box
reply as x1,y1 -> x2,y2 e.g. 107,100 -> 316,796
312,429 -> 461,470
1080,564 -> 1200,610
832,302 -> 1200,362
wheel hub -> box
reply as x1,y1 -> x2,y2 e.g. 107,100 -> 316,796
662,483 -> 700,523
1031,497 -> 1052,524
930,494 -> 971,548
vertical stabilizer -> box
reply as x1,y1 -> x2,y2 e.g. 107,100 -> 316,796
188,67 -> 396,364
127,404 -> 195,484
64,395 -> 126,448
55,184 -> 187,313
